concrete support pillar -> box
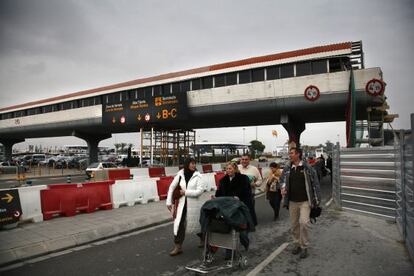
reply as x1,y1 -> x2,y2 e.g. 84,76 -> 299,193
73,131 -> 111,164
281,115 -> 305,149
0,139 -> 24,161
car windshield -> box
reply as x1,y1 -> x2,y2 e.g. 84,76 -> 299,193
87,162 -> 100,168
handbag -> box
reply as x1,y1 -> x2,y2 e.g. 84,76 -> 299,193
310,206 -> 322,223
172,176 -> 182,219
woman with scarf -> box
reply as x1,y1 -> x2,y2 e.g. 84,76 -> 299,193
166,157 -> 207,256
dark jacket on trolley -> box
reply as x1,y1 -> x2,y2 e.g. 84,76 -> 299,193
280,161 -> 321,207
199,197 -> 255,249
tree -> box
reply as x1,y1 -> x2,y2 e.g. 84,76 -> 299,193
249,140 -> 265,159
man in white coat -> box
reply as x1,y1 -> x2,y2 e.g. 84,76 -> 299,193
166,157 -> 207,256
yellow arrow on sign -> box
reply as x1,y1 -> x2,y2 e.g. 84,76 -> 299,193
1,193 -> 13,203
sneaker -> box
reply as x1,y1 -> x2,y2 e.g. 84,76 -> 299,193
291,246 -> 301,255
300,248 -> 308,259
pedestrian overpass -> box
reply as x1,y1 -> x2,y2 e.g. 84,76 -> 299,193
0,41 -> 393,162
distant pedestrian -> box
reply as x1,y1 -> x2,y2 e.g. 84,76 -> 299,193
238,154 -> 261,225
264,162 -> 283,220
166,157 -> 208,256
281,147 -> 321,259
326,155 -> 333,182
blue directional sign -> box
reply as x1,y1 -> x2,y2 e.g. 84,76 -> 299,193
102,92 -> 188,128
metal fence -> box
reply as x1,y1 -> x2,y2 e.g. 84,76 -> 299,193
395,116 -> 414,262
333,145 -> 397,219
332,113 -> 414,262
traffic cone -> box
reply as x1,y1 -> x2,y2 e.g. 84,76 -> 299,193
67,175 -> 71,183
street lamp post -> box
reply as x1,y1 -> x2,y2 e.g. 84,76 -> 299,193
243,128 -> 246,144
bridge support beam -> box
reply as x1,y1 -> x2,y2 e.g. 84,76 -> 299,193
0,139 -> 24,161
281,115 -> 305,149
72,131 -> 112,164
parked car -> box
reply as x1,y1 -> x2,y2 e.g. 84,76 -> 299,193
31,154 -> 46,165
85,162 -> 118,178
140,159 -> 164,167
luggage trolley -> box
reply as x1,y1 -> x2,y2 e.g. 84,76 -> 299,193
185,218 -> 248,274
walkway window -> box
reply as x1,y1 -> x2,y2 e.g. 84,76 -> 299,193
202,76 -> 213,89
120,91 -> 129,101
94,96 -> 102,105
144,87 -> 152,98
13,110 -> 26,117
1,113 -> 12,119
225,72 -> 237,85
214,74 -> 225,87
42,105 -> 52,113
105,93 -> 121,104
180,81 -> 190,92
252,68 -> 265,82
192,79 -> 201,90
27,107 -> 41,115
329,58 -> 342,73
162,84 -> 171,95
153,85 -> 162,96
239,70 -> 251,84
267,66 -> 280,80
296,61 -> 312,77
280,64 -> 294,78
312,59 -> 328,74
172,82 -> 180,93
80,98 -> 94,107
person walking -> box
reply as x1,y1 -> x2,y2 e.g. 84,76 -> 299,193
264,162 -> 283,221
215,162 -> 254,260
166,157 -> 207,256
238,154 -> 261,225
281,147 -> 321,259
215,162 -> 254,214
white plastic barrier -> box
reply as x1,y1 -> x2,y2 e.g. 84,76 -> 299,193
138,178 -> 160,204
111,180 -> 144,208
261,167 -> 271,179
165,166 -> 179,176
196,164 -> 203,172
201,173 -> 217,191
18,185 -> 47,223
130,168 -> 150,178
212,163 -> 222,172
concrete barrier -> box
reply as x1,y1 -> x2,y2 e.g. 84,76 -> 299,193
18,185 -> 47,223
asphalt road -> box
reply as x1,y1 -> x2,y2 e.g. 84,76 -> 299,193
3,187 -> 299,276
3,176 -> 333,276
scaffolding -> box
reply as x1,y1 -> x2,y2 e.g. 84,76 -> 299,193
355,101 -> 398,147
141,129 -> 195,166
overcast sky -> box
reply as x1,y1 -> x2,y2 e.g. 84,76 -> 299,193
0,0 -> 413,153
